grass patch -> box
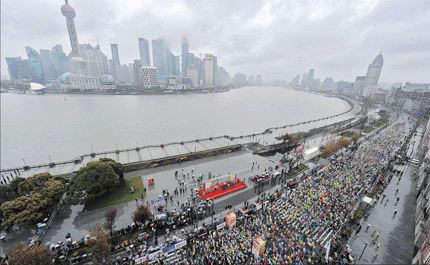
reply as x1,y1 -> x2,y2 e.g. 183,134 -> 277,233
85,176 -> 145,211
359,126 -> 374,133
287,164 -> 308,176
339,131 -> 355,138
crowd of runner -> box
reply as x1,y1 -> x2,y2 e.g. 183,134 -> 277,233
162,122 -> 407,265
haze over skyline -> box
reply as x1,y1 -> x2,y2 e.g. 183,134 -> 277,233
1,0 -> 429,83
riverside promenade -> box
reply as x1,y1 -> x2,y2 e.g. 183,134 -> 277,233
0,97 -> 363,180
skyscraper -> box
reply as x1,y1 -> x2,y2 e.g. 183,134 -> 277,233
95,44 -> 110,74
322,77 -> 334,90
133,59 -> 143,88
39,49 -> 56,80
61,0 -> 80,57
50,44 -> 69,78
213,56 -> 219,87
255,74 -> 262,86
186,65 -> 198,87
111,44 -> 120,66
364,52 -> 384,87
352,76 -> 365,95
6,57 -> 30,81
181,36 -> 189,77
203,54 -> 214,87
138,38 -> 151,66
170,53 -> 180,76
25,46 -> 45,83
128,63 -> 134,83
110,44 -> 123,82
152,39 -> 169,76
81,44 -> 103,77
307,69 -> 314,88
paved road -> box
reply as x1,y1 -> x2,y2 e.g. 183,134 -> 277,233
347,116 -> 420,264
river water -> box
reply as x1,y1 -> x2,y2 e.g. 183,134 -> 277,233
1,86 -> 351,169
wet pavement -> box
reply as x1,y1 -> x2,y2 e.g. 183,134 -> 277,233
347,116 -> 422,264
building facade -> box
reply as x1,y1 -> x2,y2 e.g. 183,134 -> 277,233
186,65 -> 198,88
142,67 -> 157,88
25,47 -> 45,83
203,54 -> 214,87
6,57 -> 30,81
352,76 -> 366,96
133,59 -> 143,88
152,39 -> 169,76
138,38 -> 151,66
364,52 -> 383,88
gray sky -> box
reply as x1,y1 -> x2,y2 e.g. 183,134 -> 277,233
1,0 -> 429,83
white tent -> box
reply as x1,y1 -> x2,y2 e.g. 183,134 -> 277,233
30,82 -> 46,91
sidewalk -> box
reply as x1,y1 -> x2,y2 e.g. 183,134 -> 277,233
346,115 -> 419,264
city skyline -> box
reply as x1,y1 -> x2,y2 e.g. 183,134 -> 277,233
1,0 -> 429,83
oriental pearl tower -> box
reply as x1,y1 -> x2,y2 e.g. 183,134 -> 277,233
61,0 -> 86,74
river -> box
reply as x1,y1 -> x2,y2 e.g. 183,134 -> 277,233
1,86 -> 351,169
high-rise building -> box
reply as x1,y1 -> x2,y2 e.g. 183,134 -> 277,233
300,73 -> 307,88
181,36 -> 189,77
170,53 -> 180,76
255,74 -> 262,86
133,59 -> 143,88
307,69 -> 314,88
138,38 -> 151,66
6,57 -> 30,81
218,67 -> 229,86
352,76 -> 365,95
186,65 -> 198,87
128,63 -> 134,83
182,53 -> 195,77
80,44 -> 103,77
248,75 -> 255,86
111,44 -> 120,66
122,64 -> 130,83
61,0 -> 80,57
213,56 -> 219,87
141,67 -> 157,88
194,56 -> 203,84
25,46 -> 45,83
39,49 -> 56,80
364,52 -> 384,87
50,44 -> 69,78
322,77 -> 334,90
152,39 -> 169,76
289,75 -> 300,88
203,54 -> 214,87
110,44 -> 123,82
95,44 -> 110,74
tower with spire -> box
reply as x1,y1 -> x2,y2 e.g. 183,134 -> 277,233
61,0 -> 80,58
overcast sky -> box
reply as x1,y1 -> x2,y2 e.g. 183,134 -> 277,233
1,0 -> 429,83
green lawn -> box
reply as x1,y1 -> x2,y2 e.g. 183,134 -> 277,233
85,176 -> 145,211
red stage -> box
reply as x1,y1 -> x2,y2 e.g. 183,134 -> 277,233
198,179 -> 247,200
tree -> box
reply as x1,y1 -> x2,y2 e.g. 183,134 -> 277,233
104,208 -> 117,238
1,174 -> 65,227
278,133 -> 298,153
132,204 -> 151,225
66,160 -> 119,205
88,223 -> 111,264
8,242 -> 52,265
